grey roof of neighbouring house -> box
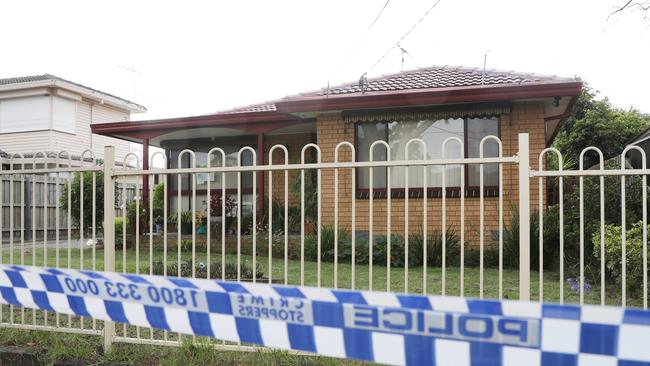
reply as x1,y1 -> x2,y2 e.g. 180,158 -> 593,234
0,73 -> 146,112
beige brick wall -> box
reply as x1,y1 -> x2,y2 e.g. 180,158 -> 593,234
314,102 -> 547,247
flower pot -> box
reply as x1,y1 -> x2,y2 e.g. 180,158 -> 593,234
304,222 -> 314,235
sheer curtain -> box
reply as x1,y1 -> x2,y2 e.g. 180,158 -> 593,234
357,123 -> 387,189
389,118 -> 464,188
467,117 -> 499,186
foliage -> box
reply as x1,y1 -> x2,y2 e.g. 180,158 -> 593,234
553,160 -> 647,274
114,217 -> 129,247
553,83 -> 650,168
152,183 -> 165,223
303,225 -> 461,269
409,227 -> 461,267
60,171 -> 105,233
289,169 -> 318,224
261,199 -> 302,234
209,192 -> 236,217
126,201 -> 147,234
304,225 -> 350,262
146,259 -> 264,280
596,221 -> 650,295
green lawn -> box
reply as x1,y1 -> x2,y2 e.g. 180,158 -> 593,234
0,244 -> 638,306
0,327 -> 365,366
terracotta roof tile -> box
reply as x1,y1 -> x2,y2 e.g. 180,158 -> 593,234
310,65 -> 574,96
213,65 -> 576,115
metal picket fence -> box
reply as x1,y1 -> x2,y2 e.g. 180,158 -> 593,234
0,132 -> 648,351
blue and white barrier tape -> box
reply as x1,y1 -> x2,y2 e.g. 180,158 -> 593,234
0,264 -> 649,366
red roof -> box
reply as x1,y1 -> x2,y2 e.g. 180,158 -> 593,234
309,65 -> 574,96
91,65 -> 581,140
213,65 -> 578,115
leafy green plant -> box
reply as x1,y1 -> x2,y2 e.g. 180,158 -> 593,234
114,217 -> 129,247
146,259 -> 264,280
409,227 -> 461,267
60,170 -> 105,233
304,225 -> 350,262
596,221 -> 650,295
152,183 -> 165,223
289,169 -> 317,224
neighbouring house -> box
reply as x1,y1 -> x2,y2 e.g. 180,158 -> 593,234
0,74 -> 146,165
91,65 -> 581,243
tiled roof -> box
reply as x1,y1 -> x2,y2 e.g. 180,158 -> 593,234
0,74 -> 52,86
218,102 -> 278,114
0,73 -> 145,111
211,66 -> 575,116
310,65 -> 575,96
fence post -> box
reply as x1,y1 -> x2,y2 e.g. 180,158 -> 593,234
103,146 -> 115,351
518,133 -> 531,301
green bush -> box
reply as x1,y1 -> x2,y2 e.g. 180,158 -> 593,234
304,225 -> 349,262
152,183 -> 165,223
560,161 -> 647,273
596,221 -> 650,295
409,227 -> 461,267
464,247 -> 500,268
60,170 -> 105,233
114,217 -> 129,247
248,232 -> 300,260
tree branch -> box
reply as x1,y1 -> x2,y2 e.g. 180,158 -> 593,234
608,0 -> 650,20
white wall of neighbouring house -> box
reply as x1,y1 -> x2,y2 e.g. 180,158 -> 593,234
0,92 -> 139,164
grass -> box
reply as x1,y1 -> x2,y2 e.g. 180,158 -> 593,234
0,328 -> 364,365
0,242 -> 639,306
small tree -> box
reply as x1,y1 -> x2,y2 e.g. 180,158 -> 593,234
60,171 -> 105,234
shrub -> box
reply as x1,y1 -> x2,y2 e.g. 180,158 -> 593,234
497,205 -> 560,270
464,247 -> 500,268
145,259 -> 264,280
60,170 -> 105,233
304,225 -> 349,262
559,161 -> 647,272
409,227 -> 461,267
114,217 -> 129,247
152,183 -> 165,222
596,221 -> 650,295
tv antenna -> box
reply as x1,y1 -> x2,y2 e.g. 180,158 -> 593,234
118,65 -> 142,102
482,50 -> 490,85
399,45 -> 412,71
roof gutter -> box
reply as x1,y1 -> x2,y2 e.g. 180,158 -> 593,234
275,81 -> 583,114
91,111 -> 297,136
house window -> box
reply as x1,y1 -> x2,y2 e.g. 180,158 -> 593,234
0,96 -> 49,133
356,117 -> 499,191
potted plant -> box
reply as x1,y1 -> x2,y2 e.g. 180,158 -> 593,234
154,216 -> 164,233
196,210 -> 207,235
180,211 -> 193,235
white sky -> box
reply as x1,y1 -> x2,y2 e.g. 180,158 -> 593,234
1,0 -> 649,120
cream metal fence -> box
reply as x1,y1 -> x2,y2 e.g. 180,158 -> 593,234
14,132 -> 642,351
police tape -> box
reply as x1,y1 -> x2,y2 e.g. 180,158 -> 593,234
0,264 -> 649,366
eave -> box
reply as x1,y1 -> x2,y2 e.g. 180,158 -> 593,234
90,111 -> 301,140
275,81 -> 583,114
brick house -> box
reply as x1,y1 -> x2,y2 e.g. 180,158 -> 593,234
91,65 -> 581,243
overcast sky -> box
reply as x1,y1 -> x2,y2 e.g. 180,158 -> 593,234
1,0 -> 649,120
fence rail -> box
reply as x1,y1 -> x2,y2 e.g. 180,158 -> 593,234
0,133 -> 648,352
